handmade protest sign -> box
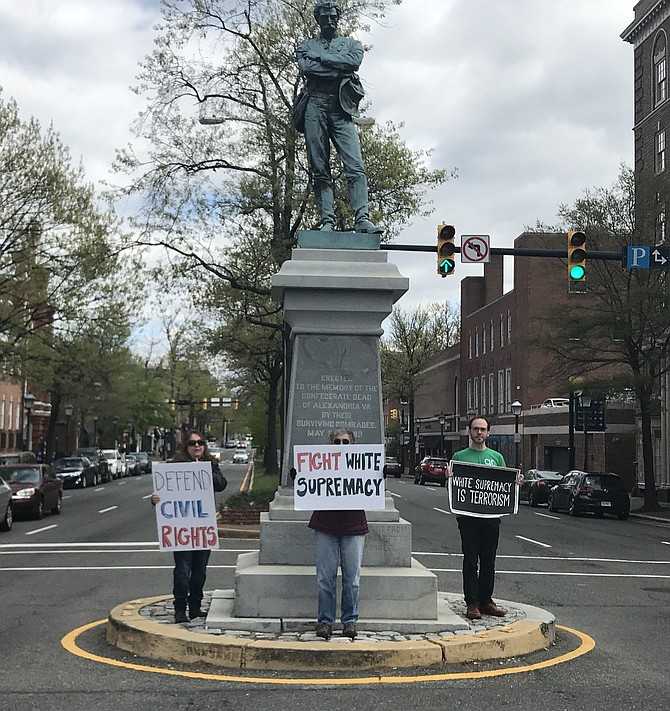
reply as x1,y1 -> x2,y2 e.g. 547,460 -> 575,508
293,443 -> 385,511
448,460 -> 519,517
152,461 -> 219,552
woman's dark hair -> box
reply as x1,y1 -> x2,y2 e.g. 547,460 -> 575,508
174,431 -> 215,463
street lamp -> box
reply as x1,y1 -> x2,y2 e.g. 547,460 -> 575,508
64,404 -> 73,455
580,393 -> 592,471
23,393 -> 36,451
93,415 -> 99,447
437,412 -> 446,457
511,400 -> 523,470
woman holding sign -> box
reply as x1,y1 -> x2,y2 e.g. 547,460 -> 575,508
308,428 -> 367,641
151,431 -> 227,624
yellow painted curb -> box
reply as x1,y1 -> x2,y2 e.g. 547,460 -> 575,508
106,597 -> 553,671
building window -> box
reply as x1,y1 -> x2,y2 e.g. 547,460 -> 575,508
480,375 -> 487,415
500,315 -> 505,348
482,323 -> 487,354
0,397 -> 4,431
507,309 -> 512,344
656,129 -> 666,173
654,33 -> 667,106
468,331 -> 472,360
490,320 -> 495,352
498,370 -> 505,412
657,209 -> 666,243
8,400 -> 13,434
474,377 -> 479,413
505,368 -> 512,413
475,327 -> 479,357
466,379 -> 472,411
489,373 -> 495,413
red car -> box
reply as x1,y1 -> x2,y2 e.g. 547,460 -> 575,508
414,457 -> 449,487
1,464 -> 63,520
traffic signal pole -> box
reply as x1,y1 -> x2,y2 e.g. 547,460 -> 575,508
381,244 -> 622,261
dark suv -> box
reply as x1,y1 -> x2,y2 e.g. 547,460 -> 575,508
520,469 -> 564,506
548,470 -> 630,520
72,448 -> 112,483
414,457 -> 449,487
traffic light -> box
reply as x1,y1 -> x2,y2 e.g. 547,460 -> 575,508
202,398 -> 208,410
567,230 -> 586,288
390,408 -> 399,420
437,224 -> 456,277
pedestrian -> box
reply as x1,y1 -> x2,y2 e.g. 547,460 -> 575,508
308,428 -> 367,640
151,431 -> 227,623
295,0 -> 382,234
449,416 -> 523,620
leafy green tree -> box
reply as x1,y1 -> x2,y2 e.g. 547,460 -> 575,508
528,164 -> 669,511
381,302 -> 459,472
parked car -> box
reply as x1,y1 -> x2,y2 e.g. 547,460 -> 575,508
0,476 -> 12,531
542,398 -> 570,408
101,449 -> 125,478
53,456 -> 99,488
124,454 -> 141,477
548,470 -> 630,519
520,469 -> 564,506
1,464 -> 62,520
414,457 -> 449,487
133,451 -> 152,475
383,456 -> 403,478
232,450 -> 249,464
0,451 -> 37,465
72,448 -> 112,482
224,439 -> 238,449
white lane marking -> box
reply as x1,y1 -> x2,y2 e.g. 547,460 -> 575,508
117,481 -> 126,485
388,492 -> 402,499
98,506 -> 118,514
142,494 -> 152,500
25,525 -> 58,536
0,548 -> 254,556
434,507 -> 452,515
62,496 -> 72,500
413,552 -> 670,564
428,568 -> 670,579
535,512 -> 561,520
516,535 -> 551,548
94,487 -> 105,491
0,542 -> 256,550
663,541 -> 670,546
0,564 -> 237,572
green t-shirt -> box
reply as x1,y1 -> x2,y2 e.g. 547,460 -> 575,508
451,446 -> 506,468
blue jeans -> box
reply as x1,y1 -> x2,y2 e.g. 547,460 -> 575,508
314,530 -> 365,625
173,550 -> 211,612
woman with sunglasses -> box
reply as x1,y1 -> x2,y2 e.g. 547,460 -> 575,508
151,431 -> 227,623
308,428 -> 367,640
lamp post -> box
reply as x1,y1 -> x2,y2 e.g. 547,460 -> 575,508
93,415 -> 99,448
23,393 -> 36,452
113,416 -> 118,449
437,412 -> 446,457
64,404 -> 73,455
511,400 -> 523,470
581,393 -> 592,471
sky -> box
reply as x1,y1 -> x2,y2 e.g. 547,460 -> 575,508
0,0 -> 638,349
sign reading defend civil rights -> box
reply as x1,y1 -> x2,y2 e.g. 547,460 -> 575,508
152,462 -> 220,552
293,444 -> 385,511
448,460 -> 520,517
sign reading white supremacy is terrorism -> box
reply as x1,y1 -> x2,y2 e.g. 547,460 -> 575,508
448,460 -> 520,517
293,444 -> 385,511
152,461 -> 220,552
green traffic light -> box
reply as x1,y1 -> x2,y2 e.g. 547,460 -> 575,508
439,258 -> 455,274
569,264 -> 585,280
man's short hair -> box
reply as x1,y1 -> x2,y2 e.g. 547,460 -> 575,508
314,0 -> 341,21
468,415 -> 491,431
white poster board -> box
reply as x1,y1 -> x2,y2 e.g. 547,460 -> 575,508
152,461 -> 219,552
293,444 -> 385,510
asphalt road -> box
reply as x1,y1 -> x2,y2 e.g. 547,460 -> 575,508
1,463 -> 669,710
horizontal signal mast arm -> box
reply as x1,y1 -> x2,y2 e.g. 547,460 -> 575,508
381,244 -> 621,260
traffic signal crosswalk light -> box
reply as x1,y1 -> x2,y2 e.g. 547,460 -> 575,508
437,224 -> 456,277
567,230 -> 586,289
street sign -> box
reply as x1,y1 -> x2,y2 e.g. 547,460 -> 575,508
622,245 -> 670,268
573,400 -> 606,431
461,235 -> 491,263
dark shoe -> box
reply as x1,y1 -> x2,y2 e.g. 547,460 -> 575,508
318,220 -> 335,231
189,608 -> 206,619
354,217 -> 383,234
480,601 -> 508,617
174,610 -> 189,624
315,622 -> 332,640
342,622 -> 357,639
466,604 -> 481,620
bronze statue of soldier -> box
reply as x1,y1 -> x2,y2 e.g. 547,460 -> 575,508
296,0 -> 382,234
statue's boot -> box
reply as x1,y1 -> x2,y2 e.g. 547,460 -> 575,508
314,181 -> 337,231
351,182 -> 383,234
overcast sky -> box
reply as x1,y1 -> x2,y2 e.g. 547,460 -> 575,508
0,0 -> 637,344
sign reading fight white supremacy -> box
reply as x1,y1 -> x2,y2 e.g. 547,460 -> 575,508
293,444 -> 385,511
152,461 -> 220,552
448,461 -> 520,517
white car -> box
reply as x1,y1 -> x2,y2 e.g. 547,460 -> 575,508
232,450 -> 249,464
101,449 -> 124,478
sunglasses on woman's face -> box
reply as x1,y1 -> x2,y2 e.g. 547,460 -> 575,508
333,438 -> 350,444
187,439 -> 205,447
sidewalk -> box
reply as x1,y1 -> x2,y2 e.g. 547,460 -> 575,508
629,496 -> 670,523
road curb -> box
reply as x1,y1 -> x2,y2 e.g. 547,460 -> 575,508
106,596 -> 554,671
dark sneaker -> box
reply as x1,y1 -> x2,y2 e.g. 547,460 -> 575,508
174,610 -> 189,624
315,622 -> 332,640
342,622 -> 357,639
466,604 -> 481,620
480,601 -> 508,617
189,609 -> 206,619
